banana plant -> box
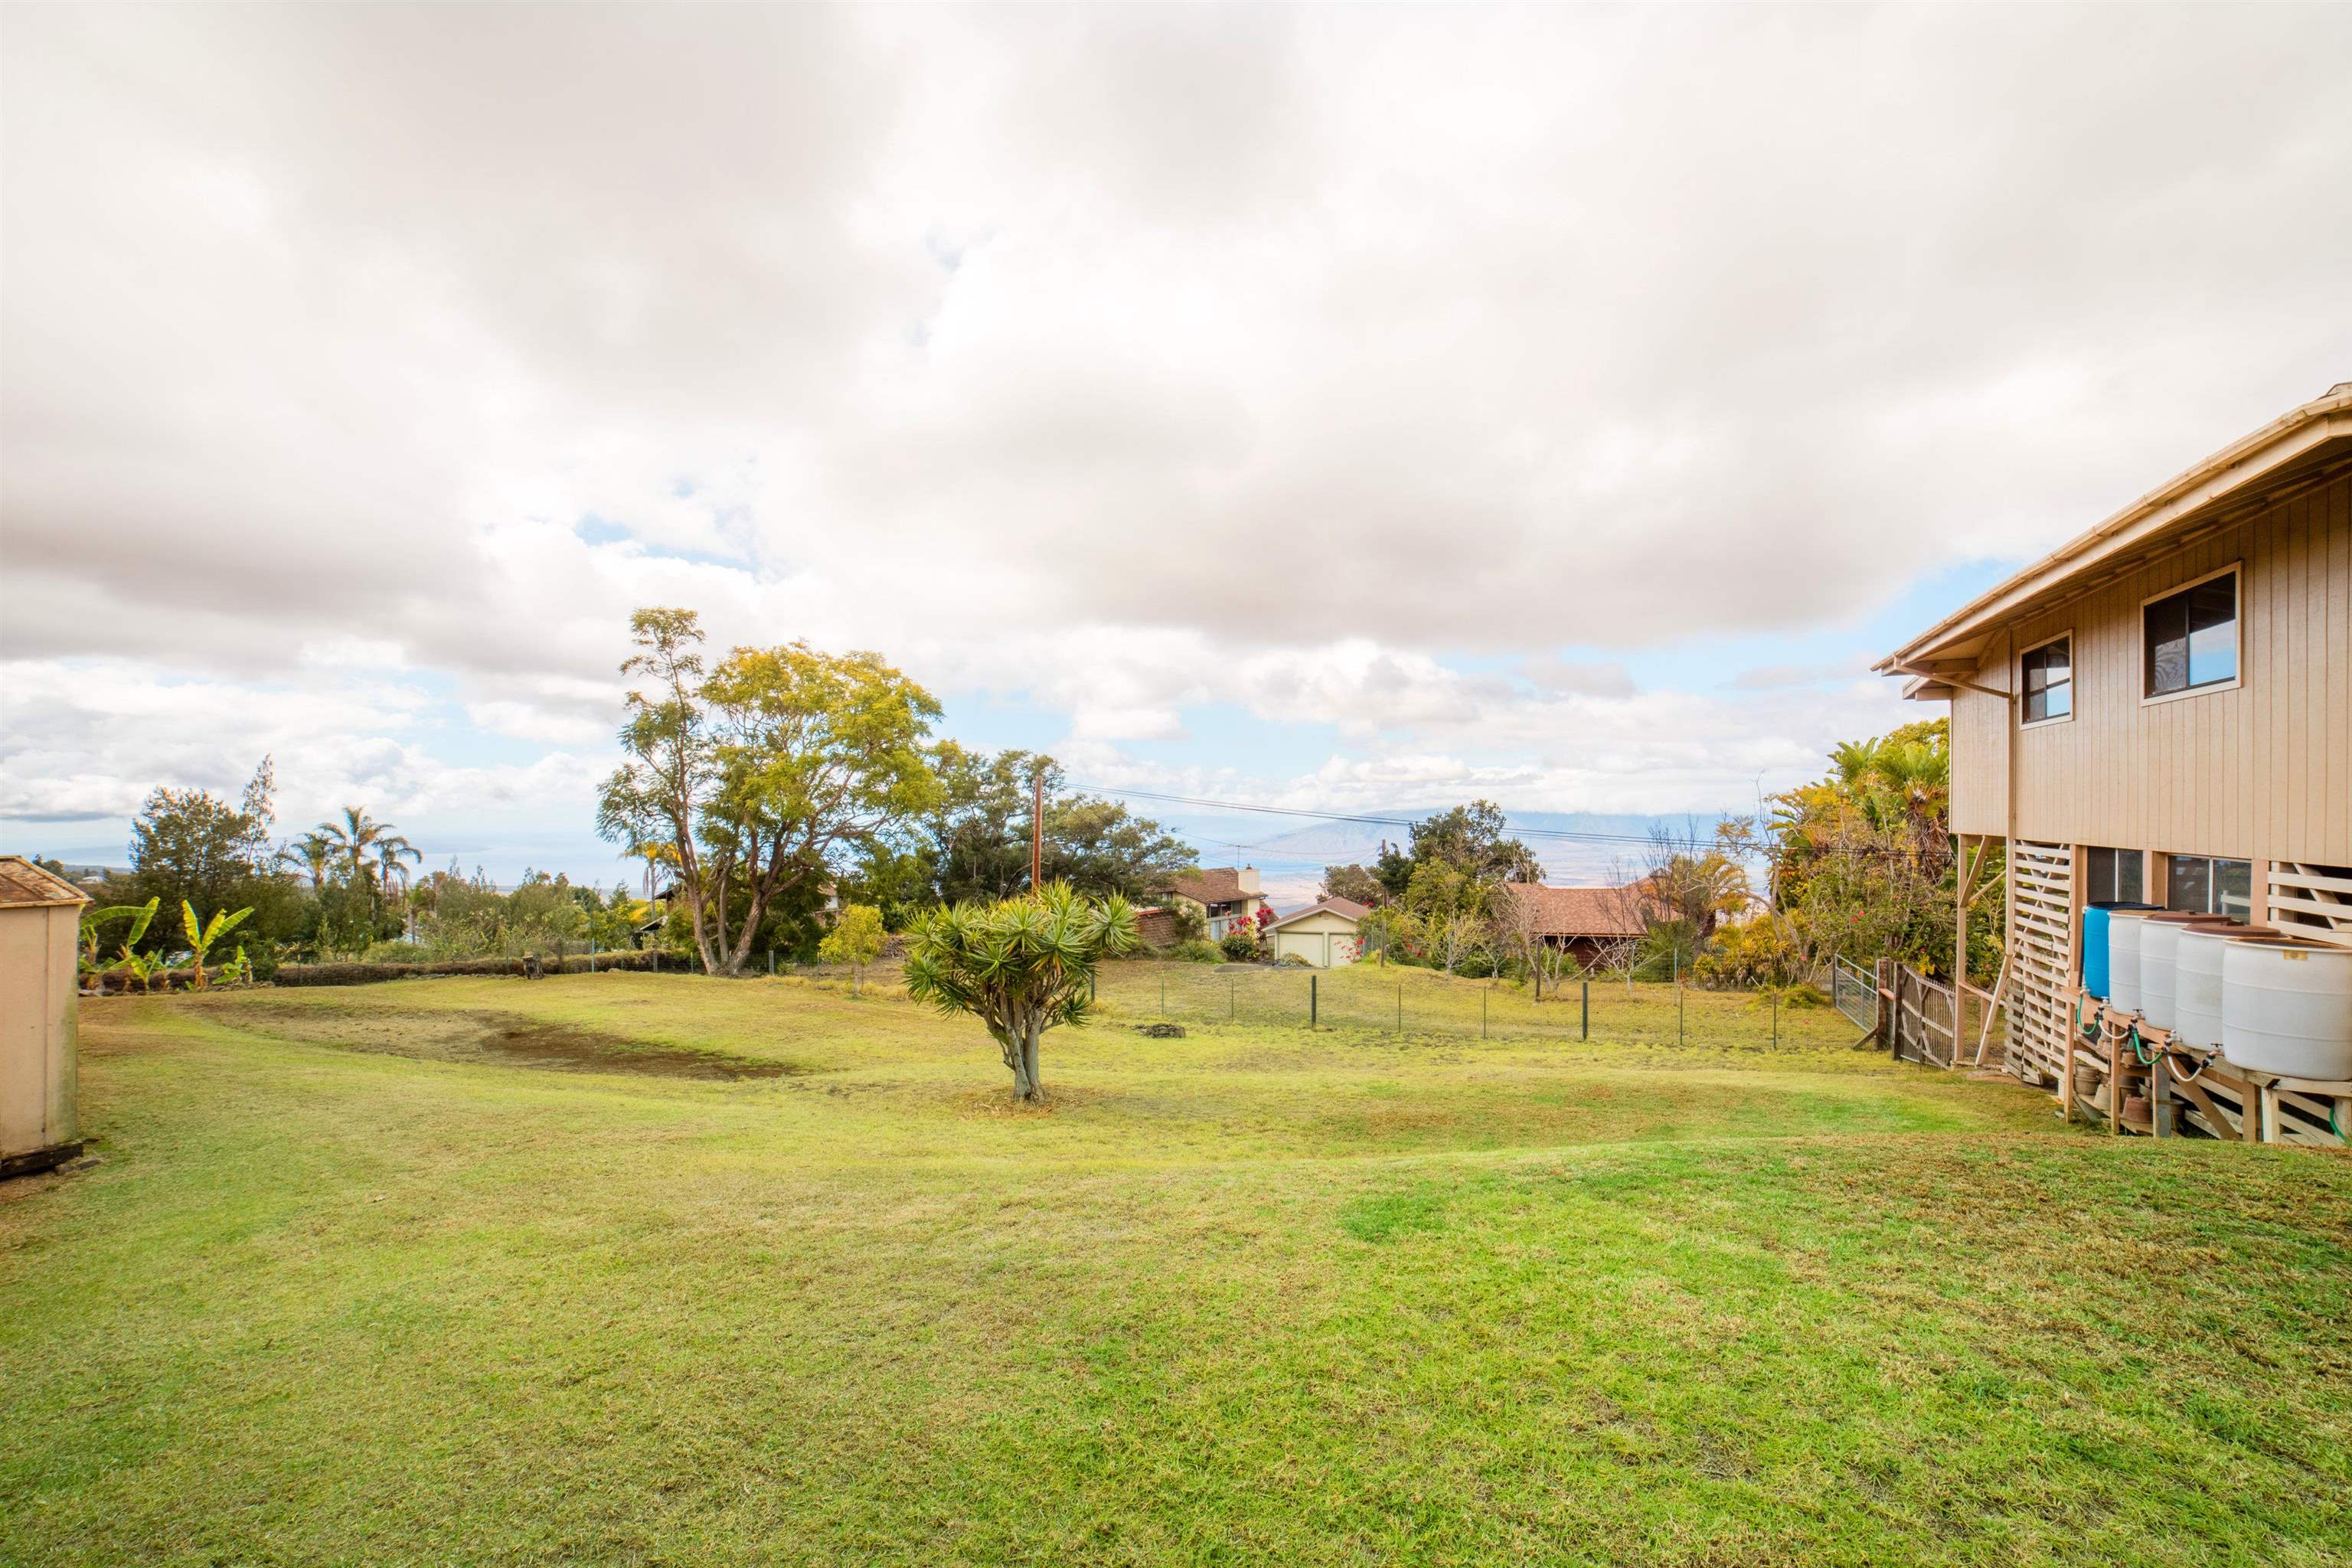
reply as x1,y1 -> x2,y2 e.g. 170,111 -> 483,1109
180,901 -> 253,990
215,945 -> 254,988
77,898 -> 161,991
121,950 -> 168,995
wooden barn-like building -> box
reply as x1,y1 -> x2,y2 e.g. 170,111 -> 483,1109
1877,382 -> 2351,1138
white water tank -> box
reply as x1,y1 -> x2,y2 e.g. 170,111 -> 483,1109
2107,911 -> 2154,1014
2140,916 -> 2236,1031
2174,924 -> 2282,1050
2220,940 -> 2352,1080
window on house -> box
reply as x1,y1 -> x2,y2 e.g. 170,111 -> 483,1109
2020,635 -> 2072,723
2085,847 -> 2144,905
2144,570 -> 2238,698
2165,854 -> 2253,923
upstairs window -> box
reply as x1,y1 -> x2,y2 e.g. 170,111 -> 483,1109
2020,635 -> 2072,724
2144,567 -> 2239,699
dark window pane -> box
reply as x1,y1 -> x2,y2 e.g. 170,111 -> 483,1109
2167,854 -> 2211,915
2146,577 -> 2236,695
2146,596 -> 2189,695
2215,859 -> 2252,923
2118,851 -> 2143,903
2088,847 -> 2117,901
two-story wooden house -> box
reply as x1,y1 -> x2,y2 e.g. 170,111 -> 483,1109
1877,382 -> 2350,1090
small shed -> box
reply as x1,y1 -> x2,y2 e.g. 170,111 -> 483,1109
1268,897 -> 1368,969
2,856 -> 90,1178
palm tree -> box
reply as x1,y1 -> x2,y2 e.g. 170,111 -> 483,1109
319,808 -> 420,900
374,835 -> 423,898
277,831 -> 337,890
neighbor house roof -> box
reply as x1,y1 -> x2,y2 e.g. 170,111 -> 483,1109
1877,381 -> 2352,674
1267,897 -> 1368,930
0,856 -> 93,909
1498,882 -> 1648,938
1160,867 -> 1256,905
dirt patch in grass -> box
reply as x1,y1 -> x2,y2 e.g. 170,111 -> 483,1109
198,1003 -> 798,1080
948,1083 -> 1119,1119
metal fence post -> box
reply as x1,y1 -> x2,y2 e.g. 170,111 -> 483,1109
768,949 -> 776,975
1678,983 -> 1685,1047
1310,973 -> 1318,1029
1582,979 -> 1589,1040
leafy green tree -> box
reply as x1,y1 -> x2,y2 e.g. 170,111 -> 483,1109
130,764 -> 270,918
903,884 -> 1138,1102
597,607 -> 943,976
912,746 -> 1194,906
1404,860 -> 1489,974
817,904 -> 887,988
1320,863 -> 1384,906
126,759 -> 301,972
1408,802 -> 1544,885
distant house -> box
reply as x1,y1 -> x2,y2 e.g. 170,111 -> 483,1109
1266,897 -> 1367,968
1496,881 -> 1654,966
1155,866 -> 1269,941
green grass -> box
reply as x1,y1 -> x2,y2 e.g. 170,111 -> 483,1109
3,969 -> 2347,1566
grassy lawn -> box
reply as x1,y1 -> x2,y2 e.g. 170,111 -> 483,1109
4,968 -> 2348,1566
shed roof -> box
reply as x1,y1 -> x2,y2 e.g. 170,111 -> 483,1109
1877,382 -> 2352,673
1498,881 -> 1649,938
0,856 -> 93,909
1267,897 -> 1368,930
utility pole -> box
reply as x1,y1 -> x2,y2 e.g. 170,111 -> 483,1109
1031,766 -> 1044,891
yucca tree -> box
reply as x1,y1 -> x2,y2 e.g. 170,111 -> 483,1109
903,883 -> 1138,1101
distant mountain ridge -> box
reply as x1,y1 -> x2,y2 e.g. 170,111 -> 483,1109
1147,805 -> 1744,906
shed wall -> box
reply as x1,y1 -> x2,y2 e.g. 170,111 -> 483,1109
1,903 -> 80,1159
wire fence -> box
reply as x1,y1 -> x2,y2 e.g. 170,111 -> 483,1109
1089,960 -> 1860,1053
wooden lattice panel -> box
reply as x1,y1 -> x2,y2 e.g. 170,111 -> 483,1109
2269,862 -> 2352,949
2007,841 -> 2075,1086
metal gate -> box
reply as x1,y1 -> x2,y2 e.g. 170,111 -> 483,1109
1832,956 -> 1878,1032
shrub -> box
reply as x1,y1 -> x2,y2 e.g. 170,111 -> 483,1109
1218,928 -> 1261,962
1170,939 -> 1223,964
1694,915 -> 1808,990
1275,952 -> 1313,968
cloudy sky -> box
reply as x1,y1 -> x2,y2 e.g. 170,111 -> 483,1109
5,2 -> 2349,885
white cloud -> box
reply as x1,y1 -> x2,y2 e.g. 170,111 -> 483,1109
2,5 -> 2347,840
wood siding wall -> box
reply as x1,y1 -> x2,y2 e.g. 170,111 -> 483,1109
1946,468 -> 2350,865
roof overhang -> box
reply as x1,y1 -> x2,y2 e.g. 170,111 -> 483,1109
1875,384 -> 2352,678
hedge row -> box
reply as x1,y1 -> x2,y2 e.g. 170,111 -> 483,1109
273,950 -> 685,987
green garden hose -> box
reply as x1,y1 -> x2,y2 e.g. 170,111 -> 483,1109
2128,1024 -> 2157,1067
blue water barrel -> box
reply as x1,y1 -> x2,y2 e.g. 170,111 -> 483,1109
2082,902 -> 2157,999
